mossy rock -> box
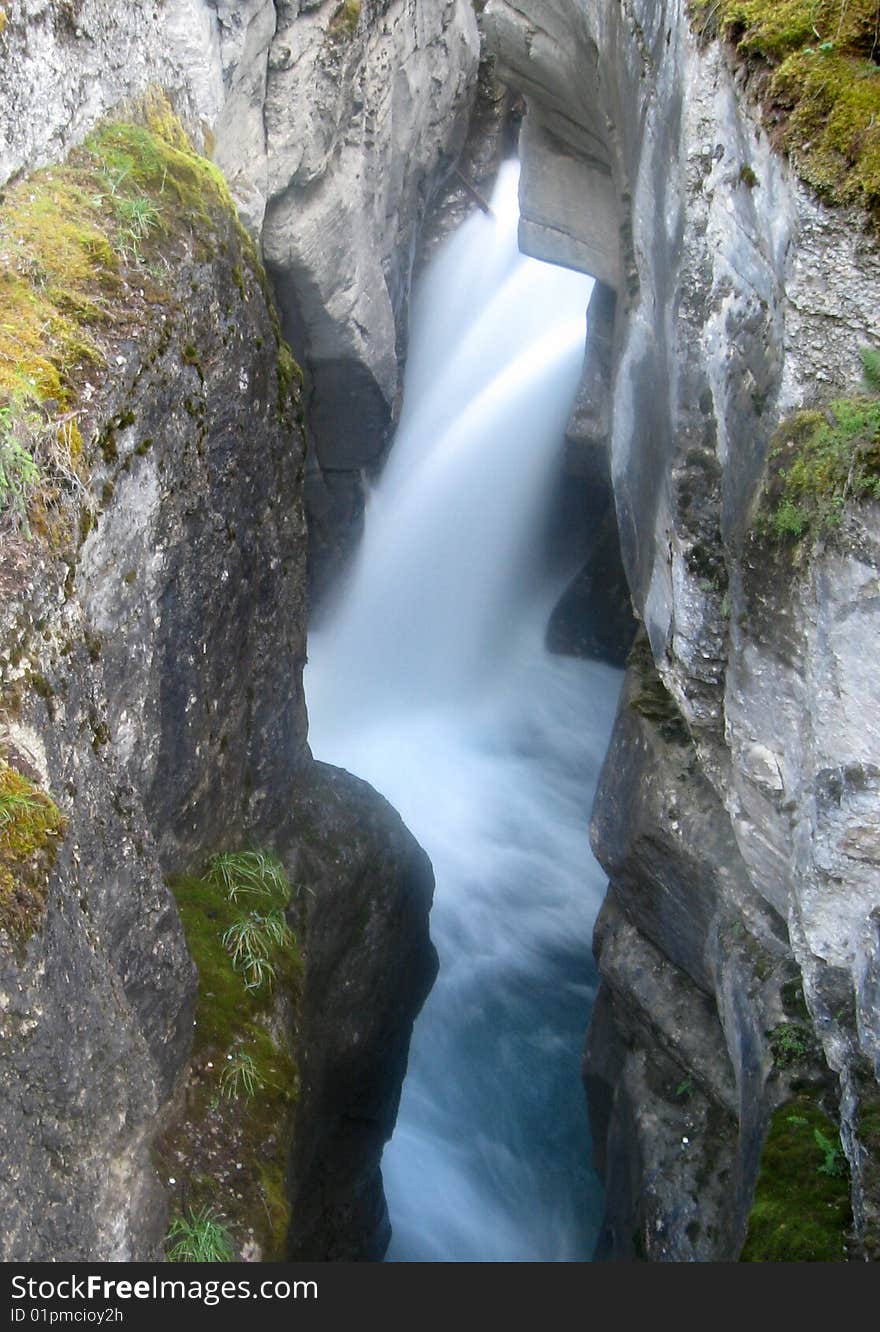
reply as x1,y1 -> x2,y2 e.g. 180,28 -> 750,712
328,0 -> 362,40
0,759 -> 66,944
754,392 -> 880,543
0,88 -> 302,534
741,1092 -> 852,1260
690,0 -> 880,221
158,854 -> 302,1260
627,632 -> 691,744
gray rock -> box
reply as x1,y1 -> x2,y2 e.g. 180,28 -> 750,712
488,0 -> 880,1258
0,116 -> 432,1261
276,762 -> 437,1261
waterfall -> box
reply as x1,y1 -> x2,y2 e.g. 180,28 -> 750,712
305,161 -> 622,1261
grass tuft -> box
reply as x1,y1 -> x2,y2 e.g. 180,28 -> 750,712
166,1205 -> 234,1263
160,849 -> 301,1259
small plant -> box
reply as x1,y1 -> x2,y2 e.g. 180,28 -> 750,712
815,1126 -> 848,1177
675,1077 -> 695,1100
759,368 -> 880,543
220,1049 -> 265,1100
112,193 -> 161,260
221,913 -> 278,992
0,787 -> 42,831
206,849 -> 289,904
0,403 -> 41,528
207,850 -> 296,992
166,1205 -> 234,1262
769,1021 -> 813,1067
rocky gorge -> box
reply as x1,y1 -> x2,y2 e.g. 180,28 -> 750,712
487,0 -> 880,1261
0,0 -> 879,1264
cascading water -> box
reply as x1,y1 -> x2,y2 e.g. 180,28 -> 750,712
305,161 -> 622,1261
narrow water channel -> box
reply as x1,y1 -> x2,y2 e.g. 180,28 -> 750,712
306,162 -> 621,1261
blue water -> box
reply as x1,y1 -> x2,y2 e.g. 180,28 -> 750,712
306,162 -> 621,1261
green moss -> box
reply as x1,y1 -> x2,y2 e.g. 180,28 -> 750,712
768,1020 -> 816,1068
181,342 -> 204,382
690,0 -> 880,219
235,243 -> 304,424
627,632 -> 690,744
741,1093 -> 852,1260
160,853 -> 301,1259
0,10 -> 7,39
0,760 -> 66,943
756,392 -> 880,542
277,341 -> 303,417
329,0 -> 361,39
0,89 -> 243,532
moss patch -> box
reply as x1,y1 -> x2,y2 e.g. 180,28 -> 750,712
157,853 -> 301,1260
0,759 -> 66,944
741,1092 -> 852,1260
329,0 -> 362,40
691,0 -> 880,220
754,388 -> 880,542
0,88 -> 302,534
627,632 -> 691,744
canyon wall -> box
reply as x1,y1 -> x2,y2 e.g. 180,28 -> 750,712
0,0 -> 475,1260
1,0 -> 480,597
486,0 -> 880,1259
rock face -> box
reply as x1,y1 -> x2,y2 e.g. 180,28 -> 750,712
0,1 -> 480,601
0,0 -> 479,1263
278,763 -> 437,1261
0,24 -> 449,1255
0,114 -> 307,1259
257,0 -> 480,599
486,0 -> 880,1259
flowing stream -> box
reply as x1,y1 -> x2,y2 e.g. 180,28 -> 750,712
305,162 -> 622,1261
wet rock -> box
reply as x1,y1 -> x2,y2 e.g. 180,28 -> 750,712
488,0 -> 880,1259
278,763 -> 437,1261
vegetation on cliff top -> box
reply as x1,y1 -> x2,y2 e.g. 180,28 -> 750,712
0,758 -> 66,944
0,90 -> 300,537
159,850 -> 301,1261
692,0 -> 880,218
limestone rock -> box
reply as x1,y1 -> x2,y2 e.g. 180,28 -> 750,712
488,0 -> 880,1259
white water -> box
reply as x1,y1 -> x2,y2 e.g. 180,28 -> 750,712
306,162 -> 622,1261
